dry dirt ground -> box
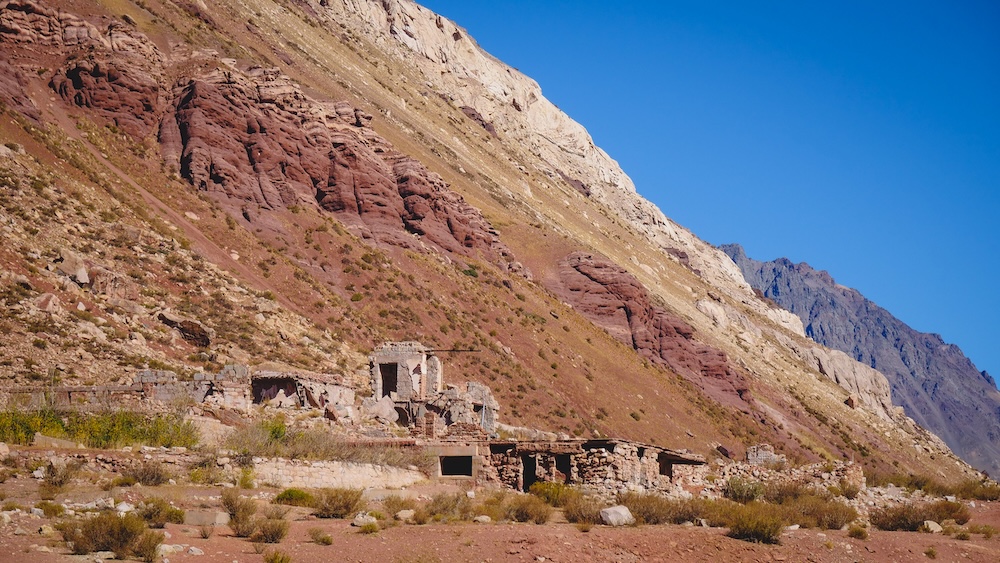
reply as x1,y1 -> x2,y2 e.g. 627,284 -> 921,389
2,475 -> 999,563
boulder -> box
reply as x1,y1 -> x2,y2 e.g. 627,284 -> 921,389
923,520 -> 943,533
364,396 -> 398,423
394,509 -> 415,521
599,505 -> 635,527
56,249 -> 89,285
352,513 -> 377,527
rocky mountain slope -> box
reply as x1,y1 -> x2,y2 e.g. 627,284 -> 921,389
722,243 -> 1000,476
0,0 -> 979,483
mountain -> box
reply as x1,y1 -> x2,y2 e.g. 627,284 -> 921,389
0,0 -> 979,483
722,243 -> 1000,476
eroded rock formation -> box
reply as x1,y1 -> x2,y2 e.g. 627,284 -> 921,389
557,252 -> 751,409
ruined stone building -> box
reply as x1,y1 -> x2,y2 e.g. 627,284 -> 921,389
367,342 -> 499,436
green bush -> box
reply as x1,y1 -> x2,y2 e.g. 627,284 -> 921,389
312,488 -> 364,519
724,477 -> 763,504
529,482 -> 577,507
139,497 -> 185,528
726,502 -> 784,544
0,409 -> 197,448
358,522 -> 379,534
275,488 -> 314,507
848,523 -> 869,539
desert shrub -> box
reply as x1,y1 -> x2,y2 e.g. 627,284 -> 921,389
35,500 -> 65,518
925,500 -> 970,525
726,502 -> 784,544
263,549 -> 292,563
357,522 -> 380,534
123,461 -> 170,486
529,482 -> 578,507
252,518 -> 289,543
762,480 -> 813,504
308,527 -> 333,545
134,530 -> 164,563
111,475 -> 138,488
848,523 -> 869,539
780,495 -> 857,530
38,482 -> 62,500
956,530 -> 970,540
505,494 -> 552,524
870,504 -> 926,531
953,478 -> 1000,501
44,460 -> 81,488
724,477 -> 763,504
312,488 -> 364,518
199,525 -> 214,538
968,524 -> 996,539
139,497 -> 185,528
222,489 -> 258,537
410,507 -> 430,525
59,511 -> 150,558
238,467 -> 255,489
838,478 -> 862,500
381,494 -> 417,515
563,493 -> 605,524
426,492 -> 474,522
275,488 -> 314,507
618,492 -> 678,524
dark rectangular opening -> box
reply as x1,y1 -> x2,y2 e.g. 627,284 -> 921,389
489,444 -> 514,455
439,456 -> 473,477
657,453 -> 674,479
521,454 -> 537,492
555,454 -> 571,484
379,363 -> 398,397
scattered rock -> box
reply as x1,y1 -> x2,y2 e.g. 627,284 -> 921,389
394,509 -> 415,521
352,513 -> 377,527
923,520 -> 943,533
473,515 -> 491,523
599,505 -> 635,527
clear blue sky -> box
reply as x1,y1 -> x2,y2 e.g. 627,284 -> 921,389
418,0 -> 1000,382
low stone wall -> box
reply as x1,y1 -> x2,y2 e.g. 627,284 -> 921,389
253,458 -> 426,489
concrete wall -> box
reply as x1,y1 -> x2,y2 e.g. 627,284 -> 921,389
253,458 -> 426,489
